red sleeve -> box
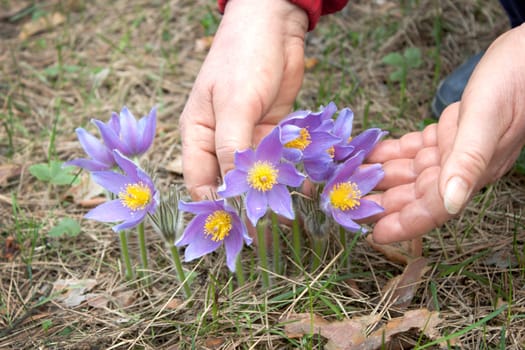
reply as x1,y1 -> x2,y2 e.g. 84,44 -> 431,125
217,0 -> 349,31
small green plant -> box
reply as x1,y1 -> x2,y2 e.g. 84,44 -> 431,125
200,7 -> 219,36
382,47 -> 423,117
29,160 -> 79,186
48,217 -> 81,238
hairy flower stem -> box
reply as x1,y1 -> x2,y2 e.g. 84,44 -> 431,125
235,255 -> 245,287
312,239 -> 324,271
292,217 -> 303,270
339,226 -> 350,270
169,245 -> 192,298
271,213 -> 282,275
119,230 -> 133,281
256,221 -> 270,289
137,222 -> 150,285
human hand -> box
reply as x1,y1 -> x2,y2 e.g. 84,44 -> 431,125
179,0 -> 308,200
365,24 -> 525,243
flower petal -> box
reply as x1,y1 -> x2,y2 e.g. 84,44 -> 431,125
136,107 -> 156,154
217,169 -> 249,198
318,101 -> 338,120
119,106 -> 140,154
332,208 -> 362,233
84,200 -> 130,222
76,128 -> 114,166
349,164 -> 384,195
346,199 -> 384,220
333,108 -> 354,139
325,151 -> 366,190
178,199 -> 223,215
224,226 -> 244,271
113,213 -> 146,231
267,184 -> 294,220
183,234 -> 222,262
349,128 -> 388,157
113,150 -> 140,179
108,112 -> 121,134
65,158 -> 111,171
277,162 -> 305,187
175,215 -> 207,246
245,190 -> 268,226
255,127 -> 282,163
303,153 -> 335,182
234,148 -> 255,172
91,171 -> 130,194
280,124 -> 302,144
92,119 -> 131,155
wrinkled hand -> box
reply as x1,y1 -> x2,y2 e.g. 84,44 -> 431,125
366,24 -> 525,243
180,0 -> 308,200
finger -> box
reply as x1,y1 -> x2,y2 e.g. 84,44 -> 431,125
213,94 -> 265,177
367,123 -> 437,163
374,145 -> 440,190
180,92 -> 220,201
439,80 -> 507,215
374,159 -> 416,190
372,166 -> 451,243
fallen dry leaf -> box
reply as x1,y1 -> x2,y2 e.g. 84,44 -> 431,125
366,235 -> 422,265
113,289 -> 136,308
0,163 -> 22,187
19,12 -> 66,40
204,337 -> 225,349
63,172 -> 106,208
1,236 -> 20,261
285,308 -> 441,350
52,279 -> 97,308
85,293 -> 109,309
285,313 -> 380,348
304,57 -> 319,70
354,309 -> 441,350
195,35 -> 214,52
165,298 -> 183,310
382,257 -> 431,308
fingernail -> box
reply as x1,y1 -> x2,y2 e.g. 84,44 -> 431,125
444,176 -> 471,215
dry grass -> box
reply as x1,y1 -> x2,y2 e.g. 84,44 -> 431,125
1,0 -> 524,349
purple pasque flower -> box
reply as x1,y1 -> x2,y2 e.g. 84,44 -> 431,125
175,198 -> 251,272
346,128 -> 388,160
84,150 -> 159,231
65,127 -> 116,171
321,151 -> 385,233
92,106 -> 156,158
279,103 -> 341,182
217,127 -> 305,227
331,107 -> 356,162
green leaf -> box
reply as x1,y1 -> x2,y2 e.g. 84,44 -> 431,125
404,47 -> 422,68
389,69 -> 404,82
29,160 -> 79,185
381,52 -> 404,67
48,218 -> 82,237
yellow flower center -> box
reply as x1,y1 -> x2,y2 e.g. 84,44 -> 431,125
329,182 -> 362,211
119,182 -> 152,211
247,161 -> 278,192
327,146 -> 335,159
285,128 -> 311,150
204,210 -> 232,241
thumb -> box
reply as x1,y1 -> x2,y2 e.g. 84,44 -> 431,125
439,97 -> 503,215
214,98 -> 264,177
